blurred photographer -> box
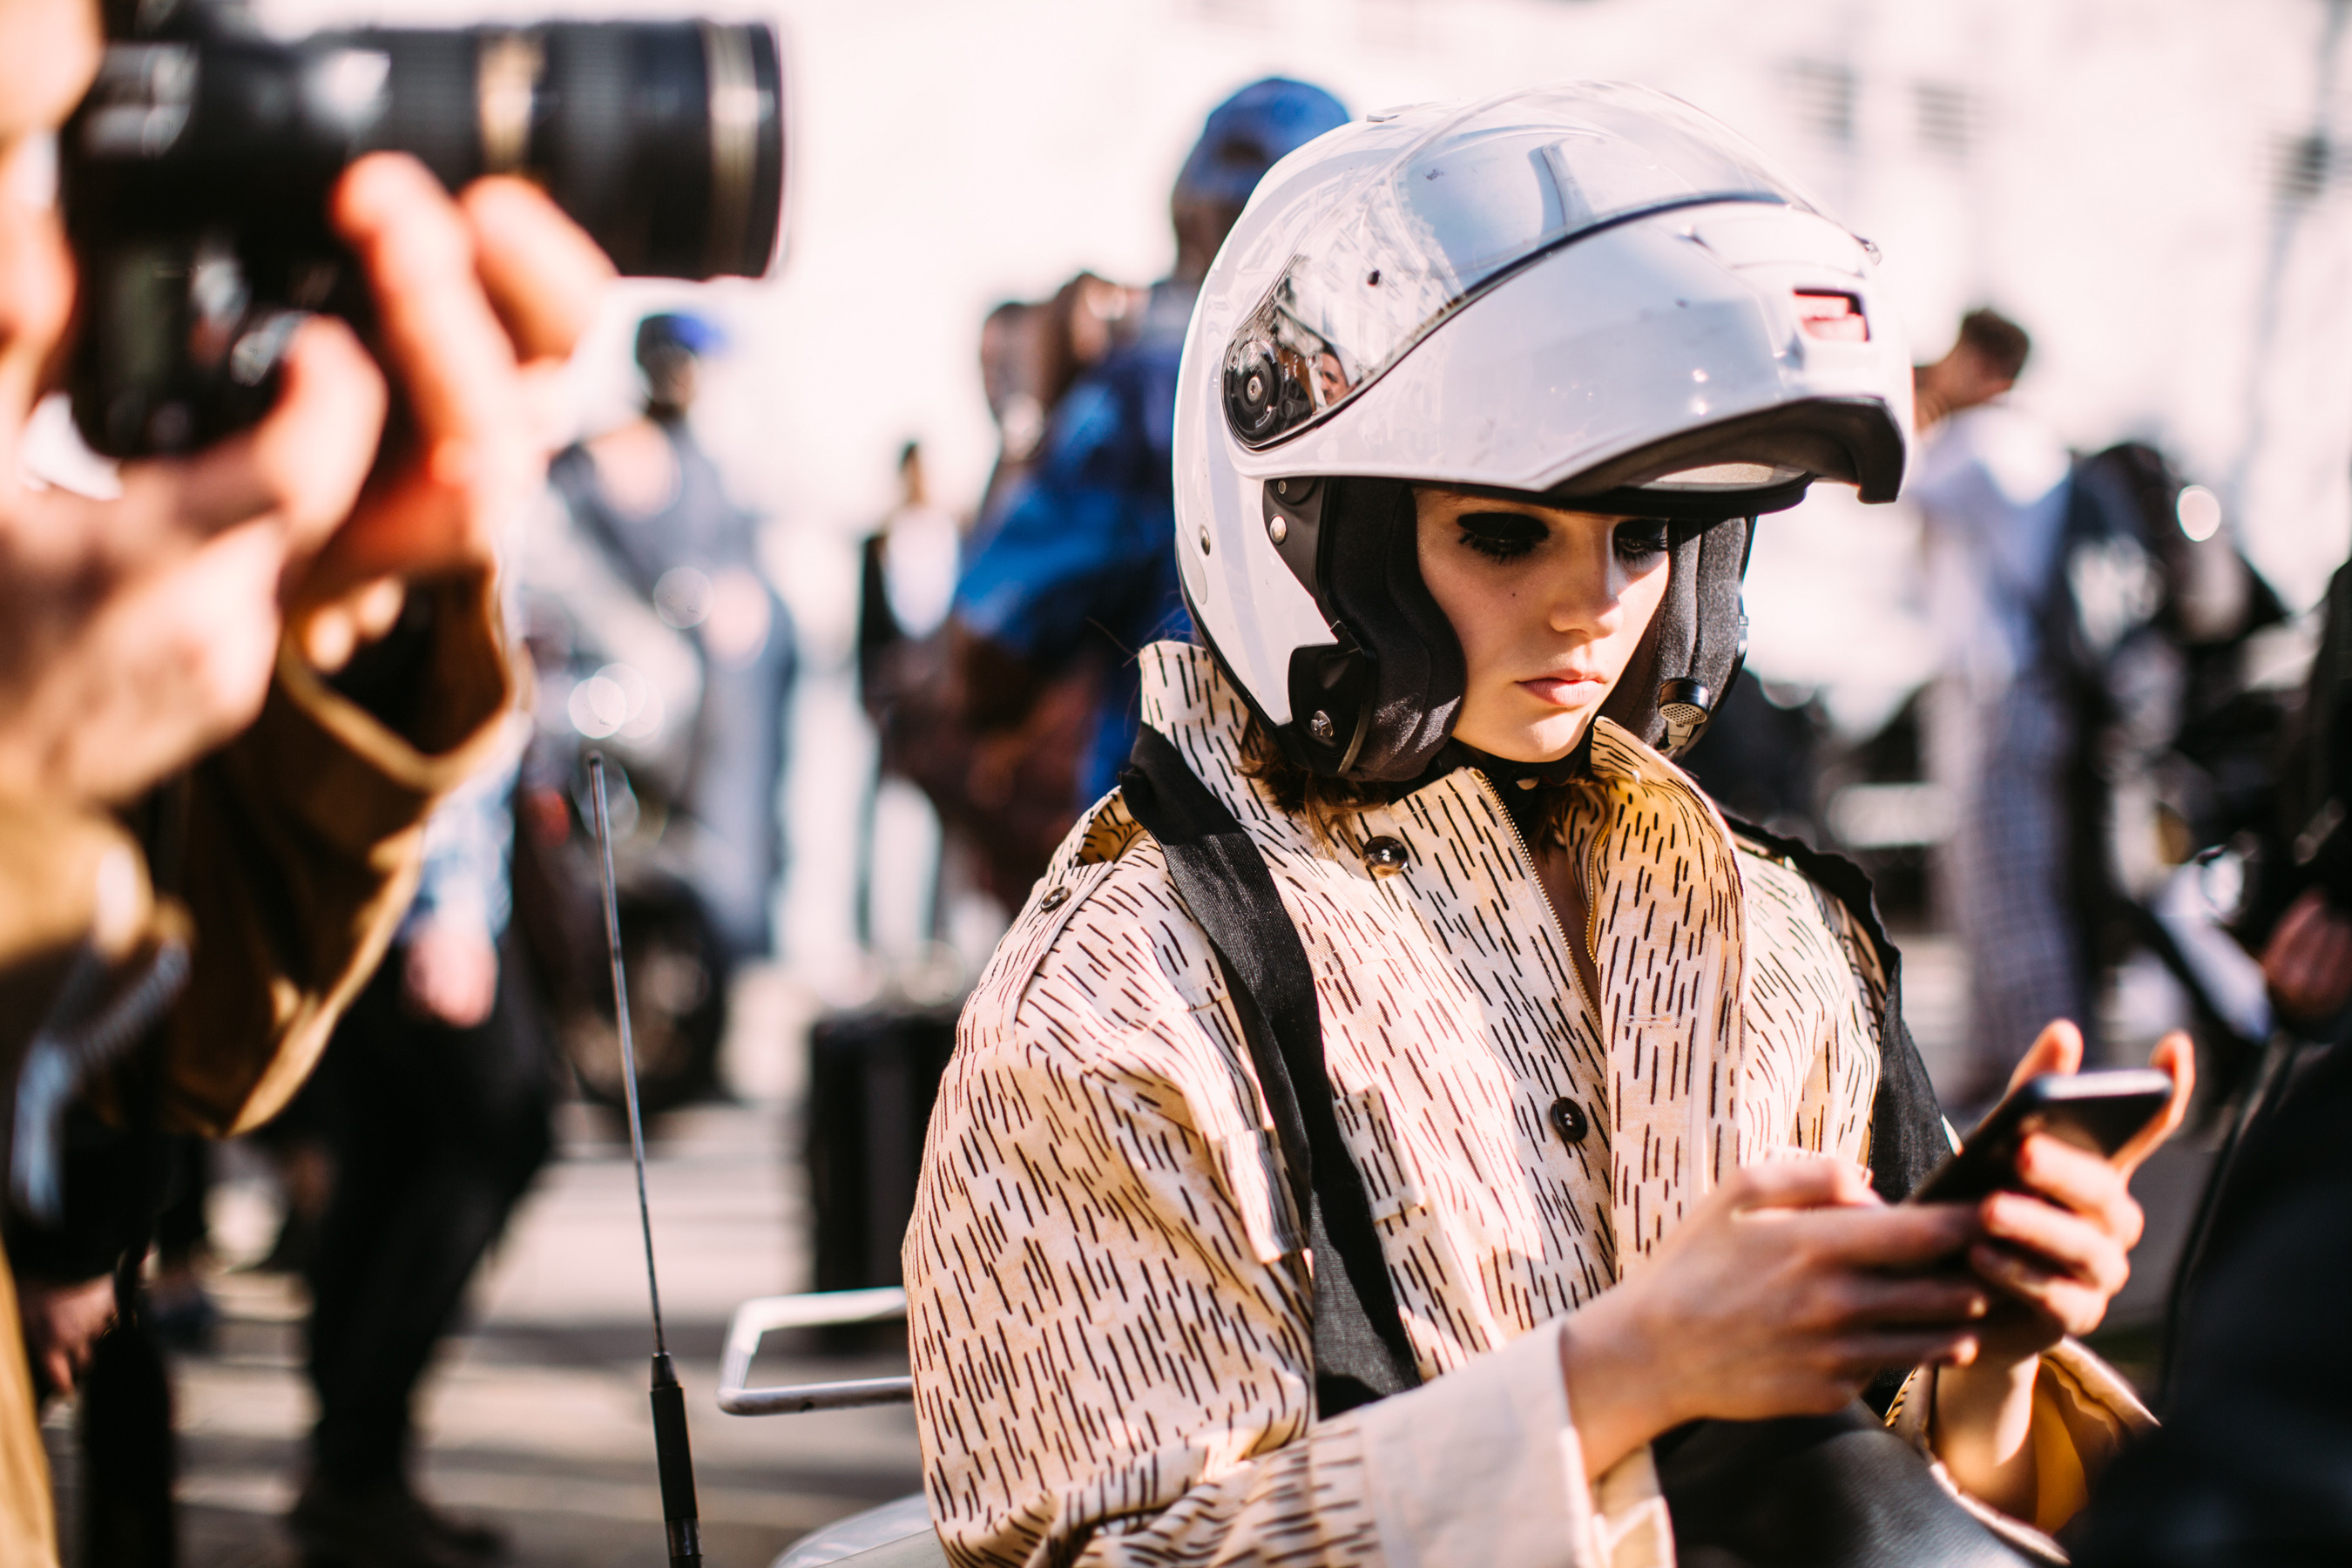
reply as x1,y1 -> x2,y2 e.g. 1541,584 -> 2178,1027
0,0 -> 611,1555
2072,555 -> 2352,1563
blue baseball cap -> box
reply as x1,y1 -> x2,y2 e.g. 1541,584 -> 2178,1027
1173,78 -> 1351,213
635,312 -> 728,367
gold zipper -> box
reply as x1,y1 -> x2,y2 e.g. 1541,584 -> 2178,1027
1472,769 -> 1601,1036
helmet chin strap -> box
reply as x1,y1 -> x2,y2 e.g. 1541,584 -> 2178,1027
1596,514 -> 1754,759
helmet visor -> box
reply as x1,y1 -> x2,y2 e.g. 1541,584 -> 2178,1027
1223,83 -> 1823,450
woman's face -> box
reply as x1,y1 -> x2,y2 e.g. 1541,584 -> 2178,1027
1414,487 -> 1672,763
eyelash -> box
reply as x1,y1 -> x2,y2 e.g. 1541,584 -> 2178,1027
1615,521 -> 1669,562
1452,518 -> 1671,564
1457,526 -> 1536,562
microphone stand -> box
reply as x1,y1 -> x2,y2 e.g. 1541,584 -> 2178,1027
588,753 -> 704,1567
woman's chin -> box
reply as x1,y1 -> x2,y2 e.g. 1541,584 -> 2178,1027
1458,710 -> 1594,765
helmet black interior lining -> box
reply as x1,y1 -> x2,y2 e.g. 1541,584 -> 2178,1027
1250,472 -> 1763,780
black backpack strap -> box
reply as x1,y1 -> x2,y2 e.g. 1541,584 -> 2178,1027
1119,725 -> 1423,1416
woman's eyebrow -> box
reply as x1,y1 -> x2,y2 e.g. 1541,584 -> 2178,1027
1455,509 -> 1548,530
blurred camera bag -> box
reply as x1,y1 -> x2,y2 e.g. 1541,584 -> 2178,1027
804,1007 -> 958,1302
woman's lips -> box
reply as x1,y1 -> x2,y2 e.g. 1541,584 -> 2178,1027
1517,674 -> 1605,707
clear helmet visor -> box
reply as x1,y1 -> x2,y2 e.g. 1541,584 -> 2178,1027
1222,83 -> 1826,455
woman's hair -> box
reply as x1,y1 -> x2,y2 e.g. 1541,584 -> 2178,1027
1237,713 -> 1582,850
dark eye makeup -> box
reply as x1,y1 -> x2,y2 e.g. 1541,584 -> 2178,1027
1450,510 -> 1672,565
1454,510 -> 1547,562
1614,517 -> 1670,560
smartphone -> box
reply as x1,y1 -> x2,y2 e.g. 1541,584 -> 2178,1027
1907,1070 -> 2174,1206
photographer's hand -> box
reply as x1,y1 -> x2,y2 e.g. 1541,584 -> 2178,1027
291,154 -> 612,668
1558,1156 -> 1986,1481
2262,888 -> 2352,1025
0,119 -> 389,801
1931,1020 -> 2193,1519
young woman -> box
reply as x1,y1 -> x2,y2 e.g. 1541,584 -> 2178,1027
905,85 -> 2189,1567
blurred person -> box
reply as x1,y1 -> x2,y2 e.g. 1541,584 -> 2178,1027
948,78 -> 1350,824
880,282 -> 1145,909
295,761 -> 558,1568
970,274 -> 1142,547
853,443 -> 963,960
543,311 -> 795,969
1911,308 -> 2091,1108
0,3 -> 612,1558
2065,545 -> 2352,1564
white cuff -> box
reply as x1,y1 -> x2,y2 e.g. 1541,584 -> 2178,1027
1356,1322 -> 1671,1568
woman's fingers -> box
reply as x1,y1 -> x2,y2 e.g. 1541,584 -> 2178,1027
1835,1271 -> 1990,1326
2011,1134 -> 2135,1229
2002,1017 -> 2085,1098
2112,1031 -> 2196,1176
1968,1243 -> 2113,1336
1722,1154 -> 1879,1214
1802,1201 -> 1980,1271
1977,1190 -> 2130,1294
459,176 -> 612,364
1830,1329 -> 1984,1377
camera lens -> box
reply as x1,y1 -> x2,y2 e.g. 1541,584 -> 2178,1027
349,21 -> 786,280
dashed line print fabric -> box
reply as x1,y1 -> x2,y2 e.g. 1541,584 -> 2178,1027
905,642 -> 1885,1568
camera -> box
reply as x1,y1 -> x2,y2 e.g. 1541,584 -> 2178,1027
61,1 -> 787,457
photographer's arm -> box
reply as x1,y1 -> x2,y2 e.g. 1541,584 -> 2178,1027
141,158 -> 608,1135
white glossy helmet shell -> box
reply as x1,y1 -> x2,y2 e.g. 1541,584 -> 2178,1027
1173,83 -> 1914,770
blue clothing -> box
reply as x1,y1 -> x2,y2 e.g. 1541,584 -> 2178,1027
953,283 -> 1196,806
402,754 -> 520,944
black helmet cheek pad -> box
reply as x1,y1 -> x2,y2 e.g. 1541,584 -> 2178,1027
1598,514 -> 1754,756
1272,476 -> 1466,781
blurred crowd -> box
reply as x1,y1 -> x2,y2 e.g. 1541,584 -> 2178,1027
1,0 -> 2350,1565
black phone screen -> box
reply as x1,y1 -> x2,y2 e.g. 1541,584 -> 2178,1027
1907,1070 -> 2173,1206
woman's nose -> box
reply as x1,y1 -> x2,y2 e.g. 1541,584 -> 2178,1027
1544,543 -> 1623,635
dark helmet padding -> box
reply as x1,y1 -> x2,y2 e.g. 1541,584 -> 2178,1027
1271,477 -> 1465,781
1266,477 -> 1753,778
1598,515 -> 1753,756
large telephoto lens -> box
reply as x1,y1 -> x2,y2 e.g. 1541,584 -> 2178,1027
62,14 -> 787,456
347,21 -> 787,280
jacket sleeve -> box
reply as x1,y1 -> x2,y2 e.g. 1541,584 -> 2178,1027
0,799 -> 154,1089
154,570 -> 515,1135
906,882 -> 1639,1568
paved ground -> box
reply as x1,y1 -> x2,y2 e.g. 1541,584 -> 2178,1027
46,970 -> 923,1568
41,941 -> 2220,1565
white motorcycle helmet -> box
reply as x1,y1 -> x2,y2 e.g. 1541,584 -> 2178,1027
1173,83 -> 1915,781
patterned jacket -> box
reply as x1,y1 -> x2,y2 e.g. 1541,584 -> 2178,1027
906,641 -> 2145,1568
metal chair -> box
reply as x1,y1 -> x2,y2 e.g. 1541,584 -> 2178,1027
717,1288 -> 946,1568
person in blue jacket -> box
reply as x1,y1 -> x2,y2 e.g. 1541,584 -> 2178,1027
950,78 -> 1349,810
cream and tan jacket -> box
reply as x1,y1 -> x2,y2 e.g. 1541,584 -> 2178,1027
906,642 -> 2146,1568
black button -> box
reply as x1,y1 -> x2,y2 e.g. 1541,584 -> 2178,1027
1549,1096 -> 1589,1146
1038,886 -> 1071,911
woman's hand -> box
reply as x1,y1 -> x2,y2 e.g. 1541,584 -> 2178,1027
1559,1155 -> 1988,1480
1931,1020 -> 2194,1517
